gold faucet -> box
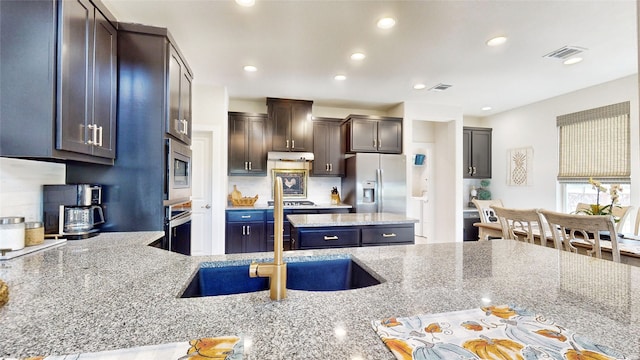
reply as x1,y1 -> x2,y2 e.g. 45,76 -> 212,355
249,177 -> 287,300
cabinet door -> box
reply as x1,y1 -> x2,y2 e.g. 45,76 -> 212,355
180,69 -> 192,144
244,222 -> 266,252
167,47 -> 189,143
289,101 -> 312,151
463,129 -> 472,178
312,122 -> 330,175
91,10 -> 117,159
471,130 -> 492,178
57,0 -> 93,155
269,101 -> 291,151
228,114 -> 248,175
350,119 -> 377,152
246,115 -> 267,174
377,120 -> 402,154
225,223 -> 245,254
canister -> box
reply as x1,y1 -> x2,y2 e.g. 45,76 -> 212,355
0,217 -> 25,251
25,221 -> 44,246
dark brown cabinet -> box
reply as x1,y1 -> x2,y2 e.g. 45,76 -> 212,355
228,112 -> 267,176
267,98 -> 313,152
342,115 -> 402,154
311,118 -> 344,176
0,0 -> 117,164
463,127 -> 492,178
167,46 -> 192,145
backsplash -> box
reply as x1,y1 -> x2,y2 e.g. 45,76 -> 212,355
228,160 -> 341,206
0,158 -> 66,221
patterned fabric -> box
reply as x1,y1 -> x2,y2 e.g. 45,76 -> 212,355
21,336 -> 243,360
372,305 -> 626,360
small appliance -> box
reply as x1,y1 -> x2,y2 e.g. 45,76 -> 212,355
43,184 -> 105,239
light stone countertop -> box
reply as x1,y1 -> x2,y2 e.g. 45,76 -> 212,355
226,203 -> 353,211
0,232 -> 639,359
288,212 -> 419,228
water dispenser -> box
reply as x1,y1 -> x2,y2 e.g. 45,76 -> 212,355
362,181 -> 376,203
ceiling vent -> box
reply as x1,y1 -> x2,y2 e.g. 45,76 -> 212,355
428,83 -> 452,92
543,46 -> 587,60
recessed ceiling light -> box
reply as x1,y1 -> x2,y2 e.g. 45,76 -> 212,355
563,57 -> 583,65
413,83 -> 426,90
243,65 -> 257,72
486,36 -> 507,47
350,52 -> 366,61
235,0 -> 255,7
334,74 -> 346,81
377,17 -> 396,29
482,106 -> 492,111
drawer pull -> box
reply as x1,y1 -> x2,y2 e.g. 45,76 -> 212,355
323,235 -> 339,241
241,215 -> 251,219
382,233 -> 397,238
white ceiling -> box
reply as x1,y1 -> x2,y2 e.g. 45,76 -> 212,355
103,0 -> 637,117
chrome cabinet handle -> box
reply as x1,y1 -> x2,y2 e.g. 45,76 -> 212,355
246,225 -> 250,235
87,124 -> 97,145
248,161 -> 252,170
183,119 -> 189,135
244,162 -> 248,170
242,225 -> 246,235
472,166 -> 477,175
382,233 -> 397,238
324,235 -> 339,241
241,215 -> 251,219
468,166 -> 472,175
97,126 -> 103,147
373,138 -> 376,148
291,139 -> 295,149
378,138 -> 381,148
329,163 -> 333,172
286,139 -> 289,149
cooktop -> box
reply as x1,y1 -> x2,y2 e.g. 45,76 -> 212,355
268,200 -> 315,207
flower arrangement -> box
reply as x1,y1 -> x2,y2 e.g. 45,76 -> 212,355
575,178 -> 622,218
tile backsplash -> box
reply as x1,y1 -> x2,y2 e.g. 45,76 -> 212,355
0,158 -> 66,221
228,160 -> 341,206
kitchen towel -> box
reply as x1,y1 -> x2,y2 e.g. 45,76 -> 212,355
14,336 -> 243,360
372,304 -> 626,359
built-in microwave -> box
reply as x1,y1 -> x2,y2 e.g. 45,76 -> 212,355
166,138 -> 192,204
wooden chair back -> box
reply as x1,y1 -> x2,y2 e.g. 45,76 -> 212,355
635,207 -> 640,236
490,206 -> 546,246
575,202 -> 633,233
539,209 -> 620,263
472,199 -> 503,224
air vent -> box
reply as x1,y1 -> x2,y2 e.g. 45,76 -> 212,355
543,46 -> 587,60
428,83 -> 452,92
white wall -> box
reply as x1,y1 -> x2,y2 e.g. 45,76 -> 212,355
485,75 -> 639,216
0,158 -> 66,222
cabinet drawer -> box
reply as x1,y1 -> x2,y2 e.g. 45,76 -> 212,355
298,228 -> 359,249
227,210 -> 265,222
361,225 -> 414,245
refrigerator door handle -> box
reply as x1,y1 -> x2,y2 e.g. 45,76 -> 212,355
376,168 -> 383,213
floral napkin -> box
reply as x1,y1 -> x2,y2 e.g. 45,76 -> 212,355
20,336 -> 243,360
372,305 -> 626,359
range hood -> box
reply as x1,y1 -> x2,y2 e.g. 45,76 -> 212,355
267,151 -> 314,162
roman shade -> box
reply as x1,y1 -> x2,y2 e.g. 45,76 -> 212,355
556,101 -> 630,183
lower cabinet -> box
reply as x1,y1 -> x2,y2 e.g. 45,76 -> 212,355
291,223 -> 415,250
225,210 -> 266,254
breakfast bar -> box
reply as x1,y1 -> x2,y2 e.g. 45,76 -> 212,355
0,232 -> 638,359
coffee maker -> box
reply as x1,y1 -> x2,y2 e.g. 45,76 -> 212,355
43,184 -> 105,239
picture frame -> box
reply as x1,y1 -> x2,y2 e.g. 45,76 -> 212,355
272,169 -> 307,198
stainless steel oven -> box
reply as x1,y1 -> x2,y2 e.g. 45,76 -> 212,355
164,200 -> 191,255
166,138 -> 192,203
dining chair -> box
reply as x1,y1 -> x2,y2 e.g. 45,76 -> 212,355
490,206 -> 552,247
539,209 -> 621,263
471,199 -> 503,241
575,202 -> 633,233
634,207 -> 640,235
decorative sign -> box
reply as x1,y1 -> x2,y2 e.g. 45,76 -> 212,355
272,169 -> 307,198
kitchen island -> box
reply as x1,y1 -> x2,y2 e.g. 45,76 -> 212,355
288,212 -> 418,249
0,232 -> 638,359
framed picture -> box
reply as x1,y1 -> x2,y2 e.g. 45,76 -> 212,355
272,169 -> 307,198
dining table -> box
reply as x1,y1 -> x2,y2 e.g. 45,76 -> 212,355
473,221 -> 640,266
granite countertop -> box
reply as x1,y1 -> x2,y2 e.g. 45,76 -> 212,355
1,233 -> 639,359
288,212 -> 419,228
226,203 -> 352,211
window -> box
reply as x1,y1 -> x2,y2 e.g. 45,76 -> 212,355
557,101 -> 632,232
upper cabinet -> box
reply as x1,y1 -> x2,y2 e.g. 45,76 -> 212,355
228,112 -> 268,176
0,0 -> 117,164
167,46 -> 192,145
267,98 -> 313,152
311,118 -> 344,177
342,115 -> 402,154
463,127 -> 492,178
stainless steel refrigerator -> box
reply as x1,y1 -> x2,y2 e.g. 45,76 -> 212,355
342,153 -> 407,214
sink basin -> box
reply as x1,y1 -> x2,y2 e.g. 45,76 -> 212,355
181,254 -> 382,298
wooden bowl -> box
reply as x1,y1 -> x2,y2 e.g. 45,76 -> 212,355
231,195 -> 258,207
